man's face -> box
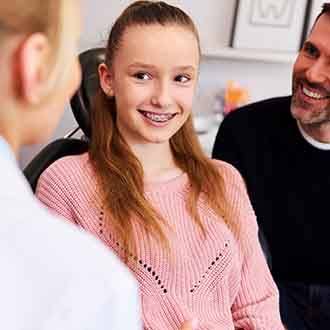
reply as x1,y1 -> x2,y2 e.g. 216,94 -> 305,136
291,14 -> 330,125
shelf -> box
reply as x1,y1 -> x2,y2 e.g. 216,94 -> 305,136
202,47 -> 298,64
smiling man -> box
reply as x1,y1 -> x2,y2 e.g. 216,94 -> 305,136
212,3 -> 330,330
291,11 -> 330,139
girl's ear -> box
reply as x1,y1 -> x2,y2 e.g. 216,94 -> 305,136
15,33 -> 50,105
98,62 -> 114,97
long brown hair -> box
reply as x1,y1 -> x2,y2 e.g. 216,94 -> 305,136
89,1 -> 228,252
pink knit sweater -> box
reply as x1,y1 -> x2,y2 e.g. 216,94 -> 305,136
36,153 -> 284,330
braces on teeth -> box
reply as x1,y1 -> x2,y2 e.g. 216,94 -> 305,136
144,112 -> 173,122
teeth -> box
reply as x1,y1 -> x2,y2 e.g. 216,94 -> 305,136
302,87 -> 323,99
142,111 -> 174,122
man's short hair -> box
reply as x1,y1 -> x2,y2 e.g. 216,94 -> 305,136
314,2 -> 330,24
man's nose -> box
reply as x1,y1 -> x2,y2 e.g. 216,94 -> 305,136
305,58 -> 330,85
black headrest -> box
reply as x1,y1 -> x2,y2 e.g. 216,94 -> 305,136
70,48 -> 106,138
23,138 -> 89,192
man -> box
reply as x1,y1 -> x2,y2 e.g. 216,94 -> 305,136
212,3 -> 330,330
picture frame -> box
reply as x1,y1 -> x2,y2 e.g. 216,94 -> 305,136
230,0 -> 309,53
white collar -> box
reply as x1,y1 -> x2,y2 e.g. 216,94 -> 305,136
297,121 -> 330,150
0,136 -> 33,199
0,136 -> 17,163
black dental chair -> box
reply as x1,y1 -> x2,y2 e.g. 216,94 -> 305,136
23,47 -> 106,192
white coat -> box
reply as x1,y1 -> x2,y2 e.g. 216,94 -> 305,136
0,137 -> 141,330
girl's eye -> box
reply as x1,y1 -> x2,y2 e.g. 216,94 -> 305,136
175,75 -> 190,83
134,72 -> 151,80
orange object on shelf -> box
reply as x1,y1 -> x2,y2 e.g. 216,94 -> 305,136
224,80 -> 249,115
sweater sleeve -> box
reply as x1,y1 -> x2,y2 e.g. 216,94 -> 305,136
220,162 -> 284,330
35,157 -> 82,226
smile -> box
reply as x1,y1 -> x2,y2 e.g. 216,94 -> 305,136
138,110 -> 176,123
301,85 -> 328,100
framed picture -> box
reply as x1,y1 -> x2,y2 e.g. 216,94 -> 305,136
230,0 -> 309,52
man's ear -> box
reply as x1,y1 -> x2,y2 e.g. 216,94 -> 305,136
98,62 -> 114,97
15,33 -> 50,105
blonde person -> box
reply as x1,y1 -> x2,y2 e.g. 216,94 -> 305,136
36,1 -> 284,329
0,1 -> 142,329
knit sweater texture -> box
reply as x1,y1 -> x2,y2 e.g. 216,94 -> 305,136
36,153 -> 284,330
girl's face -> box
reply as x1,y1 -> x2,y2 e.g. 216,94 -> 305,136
101,24 -> 200,147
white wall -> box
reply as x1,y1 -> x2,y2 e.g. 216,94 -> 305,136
19,0 -> 307,166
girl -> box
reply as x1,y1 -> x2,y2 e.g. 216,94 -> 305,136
37,1 -> 284,329
0,1 -> 141,329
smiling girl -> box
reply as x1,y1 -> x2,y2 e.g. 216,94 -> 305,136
36,1 -> 284,329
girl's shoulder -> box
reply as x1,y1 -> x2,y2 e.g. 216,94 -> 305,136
43,152 -> 91,177
37,152 -> 94,190
209,158 -> 244,187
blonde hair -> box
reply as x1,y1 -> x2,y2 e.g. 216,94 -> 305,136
90,1 -> 228,254
0,0 -> 75,99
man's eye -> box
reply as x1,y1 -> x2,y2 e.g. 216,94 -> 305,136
303,43 -> 319,58
134,72 -> 151,80
175,75 -> 190,83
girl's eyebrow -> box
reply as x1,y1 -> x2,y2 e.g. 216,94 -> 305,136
128,62 -> 156,70
175,65 -> 196,71
128,62 -> 196,71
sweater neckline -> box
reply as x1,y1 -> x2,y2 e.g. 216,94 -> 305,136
144,171 -> 188,193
